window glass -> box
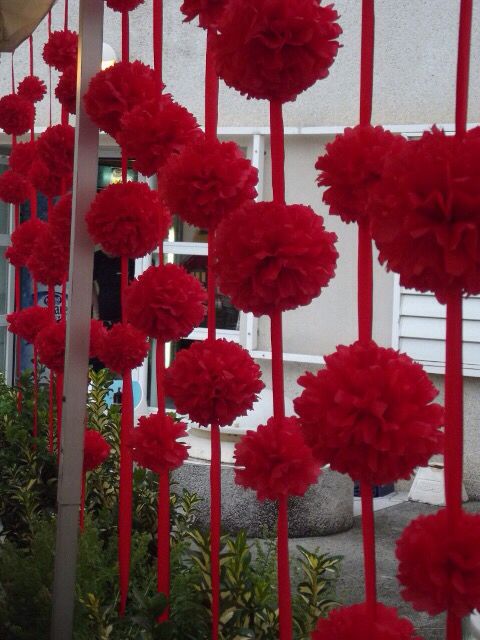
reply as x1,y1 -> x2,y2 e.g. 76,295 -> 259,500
0,247 -> 7,315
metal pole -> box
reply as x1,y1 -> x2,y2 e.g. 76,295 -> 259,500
51,0 -> 104,637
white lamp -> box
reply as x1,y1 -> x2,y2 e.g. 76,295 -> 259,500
101,42 -> 117,70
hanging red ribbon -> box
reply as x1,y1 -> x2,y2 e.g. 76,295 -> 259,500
119,367 -> 134,615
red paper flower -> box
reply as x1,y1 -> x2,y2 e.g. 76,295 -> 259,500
316,125 -> 406,225
99,323 -> 149,374
17,75 -> 47,103
84,429 -> 110,472
49,192 -> 72,245
43,29 -> 78,72
370,126 -> 480,303
161,139 -> 258,229
7,306 -> 51,343
180,0 -> 228,29
55,66 -> 77,115
214,0 -> 342,102
294,340 -> 444,485
37,124 -> 75,178
125,264 -> 206,342
234,416 -> 320,501
90,319 -> 107,359
106,0 -> 144,10
396,509 -> 480,617
84,61 -> 158,138
0,170 -> 31,205
118,94 -> 201,177
6,218 -> 44,268
9,141 -> 37,174
0,94 -> 35,136
165,339 -> 264,427
312,603 -> 422,640
27,223 -> 69,286
35,320 -> 66,373
86,182 -> 169,258
130,412 -> 189,473
29,159 -> 64,198
215,201 -> 338,316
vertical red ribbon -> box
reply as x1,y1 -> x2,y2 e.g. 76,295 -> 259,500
210,422 -> 221,640
119,366 -> 134,616
48,283 -> 56,454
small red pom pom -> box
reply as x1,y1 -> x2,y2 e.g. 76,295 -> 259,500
84,429 -> 110,472
17,75 -> 47,104
294,340 -> 444,485
106,0 -> 144,10
35,320 -> 66,373
234,416 -> 320,501
86,182 -> 170,258
37,124 -> 75,178
29,159 -> 64,198
396,509 -> 480,617
27,222 -> 69,286
7,306 -> 51,343
55,66 -> 77,115
125,264 -> 206,342
99,323 -> 149,374
130,412 -> 189,473
49,192 -> 72,245
214,0 -> 342,102
118,94 -> 201,177
9,141 -> 37,175
312,603 -> 422,640
6,218 -> 44,268
180,0 -> 228,29
89,319 -> 107,359
215,201 -> 338,316
84,61 -> 158,138
165,338 -> 264,427
0,170 -> 31,205
43,30 -> 78,72
161,139 -> 258,230
0,93 -> 35,136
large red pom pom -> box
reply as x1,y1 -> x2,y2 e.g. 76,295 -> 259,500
42,29 -> 78,72
161,139 -> 258,229
0,170 -> 31,204
6,218 -> 44,268
312,603 -> 422,640
17,75 -> 47,104
84,61 -> 158,138
234,416 -> 320,501
37,124 -> 75,178
35,320 -> 66,373
29,160 -> 64,198
180,0 -> 228,29
86,182 -> 169,258
7,306 -> 51,343
215,201 -> 338,316
99,323 -> 149,374
294,340 -> 444,485
125,264 -> 206,342
214,0 -> 342,102
316,125 -> 406,225
55,66 -> 77,115
49,192 -> 72,245
130,412 -> 189,473
89,319 -> 107,359
370,126 -> 480,303
165,339 -> 264,427
9,141 -> 36,175
27,223 -> 69,286
118,94 -> 201,177
396,509 -> 480,617
106,0 -> 144,10
0,94 -> 35,136
84,429 -> 111,472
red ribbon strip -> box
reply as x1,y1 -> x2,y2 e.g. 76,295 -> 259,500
48,282 -> 55,454
157,469 -> 170,619
277,495 -> 292,640
153,0 -> 163,91
119,368 -> 134,615
210,422 -> 221,640
359,0 -> 374,127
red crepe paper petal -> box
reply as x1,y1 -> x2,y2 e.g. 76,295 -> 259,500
294,340 -> 444,485
84,429 -> 110,472
99,323 -> 149,374
29,159 -> 65,198
6,218 -> 44,268
0,170 -> 31,205
35,320 -> 66,373
49,192 -> 72,245
37,124 -> 75,178
55,66 -> 77,115
27,223 -> 69,287
130,412 -> 189,473
89,319 -> 107,359
180,0 -> 228,30
9,141 -> 37,175
7,306 -> 51,343
106,0 -> 144,11
42,29 -> 78,72
0,94 -> 35,136
165,338 -> 264,427
215,201 -> 338,316
17,75 -> 47,104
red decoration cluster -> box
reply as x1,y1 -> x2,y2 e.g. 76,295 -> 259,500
180,0 -> 228,30
35,321 -> 66,374
6,219 -> 44,268
161,139 -> 258,229
0,170 -> 31,205
17,75 -> 47,104
165,339 -> 264,427
234,416 -> 320,501
83,429 -> 111,472
0,94 -> 35,136
90,319 -> 107,359
7,306 -> 51,343
37,124 -> 75,179
130,413 -> 189,473
56,66 -> 77,115
27,223 -> 69,286
294,340 -> 444,485
99,323 -> 149,374
215,201 -> 338,316
43,30 -> 78,72
50,193 -> 72,245
9,141 -> 36,174
125,264 -> 206,342
214,0 -> 342,102
396,509 -> 480,617
105,0 -> 144,11
29,159 -> 64,198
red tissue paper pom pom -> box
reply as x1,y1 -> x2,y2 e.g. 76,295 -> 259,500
370,126 -> 480,303
37,124 -> 75,178
43,29 -> 78,72
0,170 -> 31,205
17,75 -> 47,104
316,125 -> 406,225
161,139 -> 258,229
106,0 -> 144,11
396,508 -> 480,617
6,218 -> 44,268
9,141 -> 37,175
180,0 -> 228,30
27,223 -> 69,286
130,412 -> 189,473
99,323 -> 149,374
0,93 -> 35,136
90,319 -> 107,359
215,201 -> 338,316
29,159 -> 64,198
7,306 -> 51,343
50,192 -> 72,245
118,94 -> 201,177
86,182 -> 169,259
55,66 -> 77,115
312,603 -> 422,640
84,61 -> 158,138
35,320 -> 66,373
83,429 -> 110,472
165,339 -> 264,427
214,0 -> 342,102
125,264 -> 206,342
294,340 -> 444,485
234,416 -> 320,501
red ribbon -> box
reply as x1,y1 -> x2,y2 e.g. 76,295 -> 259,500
48,282 -> 55,455
157,469 -> 170,618
119,368 -> 134,615
277,495 -> 292,640
210,422 -> 221,640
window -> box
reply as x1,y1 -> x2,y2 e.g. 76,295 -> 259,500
0,158 -> 14,381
